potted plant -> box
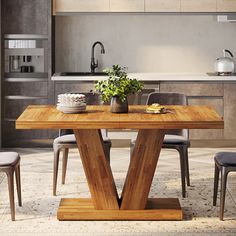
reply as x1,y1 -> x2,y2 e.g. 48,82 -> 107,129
95,65 -> 144,113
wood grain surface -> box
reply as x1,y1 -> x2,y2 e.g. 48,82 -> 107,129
57,198 -> 183,220
121,129 -> 165,210
74,129 -> 119,210
16,105 -> 224,130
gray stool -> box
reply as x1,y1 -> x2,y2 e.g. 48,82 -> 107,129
213,152 -> 236,220
0,152 -> 22,221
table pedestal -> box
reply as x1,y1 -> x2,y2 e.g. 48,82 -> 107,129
57,198 -> 183,220
57,129 -> 183,221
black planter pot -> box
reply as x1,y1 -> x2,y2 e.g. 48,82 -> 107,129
110,96 -> 128,113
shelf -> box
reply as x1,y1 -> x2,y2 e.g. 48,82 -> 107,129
4,72 -> 48,79
5,48 -> 44,56
5,78 -> 48,82
4,118 -> 16,122
4,95 -> 48,100
4,34 -> 48,40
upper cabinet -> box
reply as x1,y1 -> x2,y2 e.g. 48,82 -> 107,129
181,0 -> 217,12
145,0 -> 181,12
110,0 -> 144,12
55,0 -> 110,13
217,0 -> 236,12
53,0 -> 236,14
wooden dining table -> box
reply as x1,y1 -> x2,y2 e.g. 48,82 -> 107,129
16,105 -> 223,221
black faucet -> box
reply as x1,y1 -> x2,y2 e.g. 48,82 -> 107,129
90,41 -> 105,73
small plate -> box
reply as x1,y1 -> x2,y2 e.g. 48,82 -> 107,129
145,109 -> 173,114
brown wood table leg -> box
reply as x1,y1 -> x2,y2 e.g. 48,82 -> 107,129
121,129 -> 165,210
57,129 -> 183,221
73,129 -> 119,210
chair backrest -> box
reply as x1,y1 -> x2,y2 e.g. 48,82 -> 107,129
146,92 -> 188,137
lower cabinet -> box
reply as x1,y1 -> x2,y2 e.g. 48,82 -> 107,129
159,82 -> 225,141
223,84 -> 236,139
54,82 -> 95,100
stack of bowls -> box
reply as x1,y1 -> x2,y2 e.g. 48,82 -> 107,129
57,93 -> 86,113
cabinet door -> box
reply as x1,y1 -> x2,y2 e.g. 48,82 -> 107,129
55,82 -> 95,100
217,0 -> 236,12
181,0 -> 216,12
224,84 -> 236,139
110,0 -> 144,12
188,97 -> 224,140
145,0 -> 181,12
55,0 -> 109,13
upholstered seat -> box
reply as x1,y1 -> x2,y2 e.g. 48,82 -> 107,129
0,152 -> 22,221
131,135 -> 189,147
0,152 -> 20,166
54,134 -> 110,144
213,152 -> 236,220
163,135 -> 189,144
215,152 -> 236,167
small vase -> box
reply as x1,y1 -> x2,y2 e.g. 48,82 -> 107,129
110,96 -> 128,113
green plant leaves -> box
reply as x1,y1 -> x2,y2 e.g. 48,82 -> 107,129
95,65 -> 144,102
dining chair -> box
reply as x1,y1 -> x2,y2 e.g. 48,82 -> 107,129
53,92 -> 112,196
130,92 -> 190,198
0,152 -> 22,221
213,152 -> 236,220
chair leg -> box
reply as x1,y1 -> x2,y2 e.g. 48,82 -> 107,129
15,164 -> 22,207
178,147 -> 186,198
219,167 -> 228,221
104,142 -> 111,164
6,168 -> 15,221
213,163 -> 220,206
183,145 -> 190,186
53,147 -> 60,196
62,148 -> 69,184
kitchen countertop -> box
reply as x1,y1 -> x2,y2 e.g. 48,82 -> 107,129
52,73 -> 236,82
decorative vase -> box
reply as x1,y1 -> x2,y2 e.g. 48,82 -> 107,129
110,96 -> 128,113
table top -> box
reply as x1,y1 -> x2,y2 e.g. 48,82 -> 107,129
16,105 -> 224,130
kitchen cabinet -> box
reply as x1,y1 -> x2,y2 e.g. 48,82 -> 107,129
55,0 -> 110,13
145,0 -> 181,12
110,0 -> 144,12
217,0 -> 236,12
159,82 -> 224,140
223,84 -> 236,139
1,0 -> 54,147
181,0 -> 217,12
55,82 -> 95,100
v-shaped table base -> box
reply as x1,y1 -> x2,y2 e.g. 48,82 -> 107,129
57,129 -> 183,221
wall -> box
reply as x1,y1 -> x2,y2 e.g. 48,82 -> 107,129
55,14 -> 236,73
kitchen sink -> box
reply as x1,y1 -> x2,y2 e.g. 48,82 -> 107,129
60,72 -> 107,76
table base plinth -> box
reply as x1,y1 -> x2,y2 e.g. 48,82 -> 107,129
57,198 -> 183,221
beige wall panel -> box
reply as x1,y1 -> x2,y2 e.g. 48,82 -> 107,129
110,0 -> 144,12
217,0 -> 236,12
55,0 -> 110,13
181,0 -> 217,12
145,0 -> 181,12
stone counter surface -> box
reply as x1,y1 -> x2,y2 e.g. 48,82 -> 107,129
52,73 -> 236,82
